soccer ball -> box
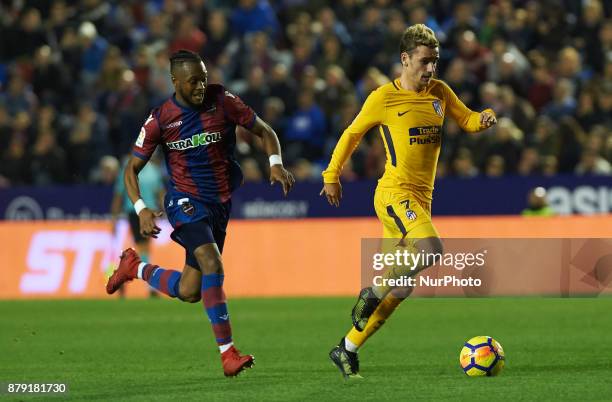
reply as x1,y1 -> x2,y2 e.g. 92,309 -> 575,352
459,336 -> 505,376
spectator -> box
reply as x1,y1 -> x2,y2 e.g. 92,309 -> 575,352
0,1 -> 609,185
239,66 -> 268,116
315,34 -> 352,78
350,6 -> 385,80
0,73 -> 38,115
542,79 -> 577,120
78,21 -> 109,91
485,154 -> 505,177
31,45 -> 70,106
522,187 -> 555,216
317,65 -> 354,120
202,9 -> 234,65
575,149 -> 612,175
444,58 -> 478,108
284,89 -> 326,161
66,103 -> 110,182
541,155 -> 559,176
517,147 -> 540,176
268,63 -> 297,115
4,8 -> 47,60
486,117 -> 523,173
242,157 -> 264,182
314,7 -> 351,48
230,0 -> 279,38
169,15 -> 206,55
452,147 -> 479,178
30,130 -> 68,185
0,136 -> 30,185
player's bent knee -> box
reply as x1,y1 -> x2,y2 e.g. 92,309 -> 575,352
391,286 -> 414,299
178,291 -> 201,303
415,237 -> 444,267
178,284 -> 201,303
193,249 -> 224,275
180,295 -> 201,303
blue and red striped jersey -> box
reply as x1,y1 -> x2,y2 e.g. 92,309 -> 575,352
132,84 -> 256,203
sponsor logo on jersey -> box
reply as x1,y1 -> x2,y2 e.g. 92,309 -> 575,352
166,131 -> 221,150
408,125 -> 441,145
432,100 -> 443,117
163,120 -> 183,129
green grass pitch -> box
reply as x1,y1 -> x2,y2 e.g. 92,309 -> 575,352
2,297 -> 612,401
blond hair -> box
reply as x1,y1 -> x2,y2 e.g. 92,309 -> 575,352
399,24 -> 439,54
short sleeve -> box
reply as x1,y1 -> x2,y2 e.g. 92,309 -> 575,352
132,111 -> 161,160
223,90 -> 256,129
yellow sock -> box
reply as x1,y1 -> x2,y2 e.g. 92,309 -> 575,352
346,294 -> 403,349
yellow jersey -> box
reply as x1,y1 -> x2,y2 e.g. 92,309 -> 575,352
322,78 -> 493,198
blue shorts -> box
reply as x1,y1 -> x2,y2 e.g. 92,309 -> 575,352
165,192 -> 231,269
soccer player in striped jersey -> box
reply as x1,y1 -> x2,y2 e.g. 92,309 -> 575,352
321,24 -> 497,379
106,50 -> 294,377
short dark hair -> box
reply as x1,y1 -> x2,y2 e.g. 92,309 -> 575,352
169,49 -> 202,73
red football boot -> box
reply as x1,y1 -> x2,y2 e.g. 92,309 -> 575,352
221,346 -> 255,377
106,248 -> 140,294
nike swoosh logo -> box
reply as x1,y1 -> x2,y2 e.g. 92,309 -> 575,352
219,314 -> 229,320
397,110 -> 411,116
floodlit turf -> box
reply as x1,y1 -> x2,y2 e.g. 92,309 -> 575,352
1,297 -> 612,401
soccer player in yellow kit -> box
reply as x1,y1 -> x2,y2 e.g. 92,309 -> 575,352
322,24 -> 497,379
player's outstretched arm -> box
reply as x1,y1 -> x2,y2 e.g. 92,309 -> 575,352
442,81 -> 497,132
125,156 -> 163,238
247,116 -> 295,196
320,88 -> 383,208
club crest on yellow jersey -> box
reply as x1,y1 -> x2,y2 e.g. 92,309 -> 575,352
432,100 -> 443,117
400,200 -> 418,220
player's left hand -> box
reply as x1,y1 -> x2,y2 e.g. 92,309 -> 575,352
320,182 -> 342,207
270,165 -> 295,196
480,111 -> 497,128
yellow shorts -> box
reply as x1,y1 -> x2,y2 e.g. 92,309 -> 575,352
373,187 -> 439,240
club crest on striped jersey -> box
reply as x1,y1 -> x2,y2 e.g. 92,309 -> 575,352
432,100 -> 443,117
166,131 -> 221,150
178,198 -> 195,216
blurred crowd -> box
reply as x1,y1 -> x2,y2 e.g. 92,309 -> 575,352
0,0 -> 611,187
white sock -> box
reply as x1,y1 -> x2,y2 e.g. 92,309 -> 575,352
219,342 -> 234,353
137,262 -> 147,279
344,337 -> 359,353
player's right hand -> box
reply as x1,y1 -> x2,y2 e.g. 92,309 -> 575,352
138,209 -> 164,238
320,182 -> 342,207
270,165 -> 295,196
